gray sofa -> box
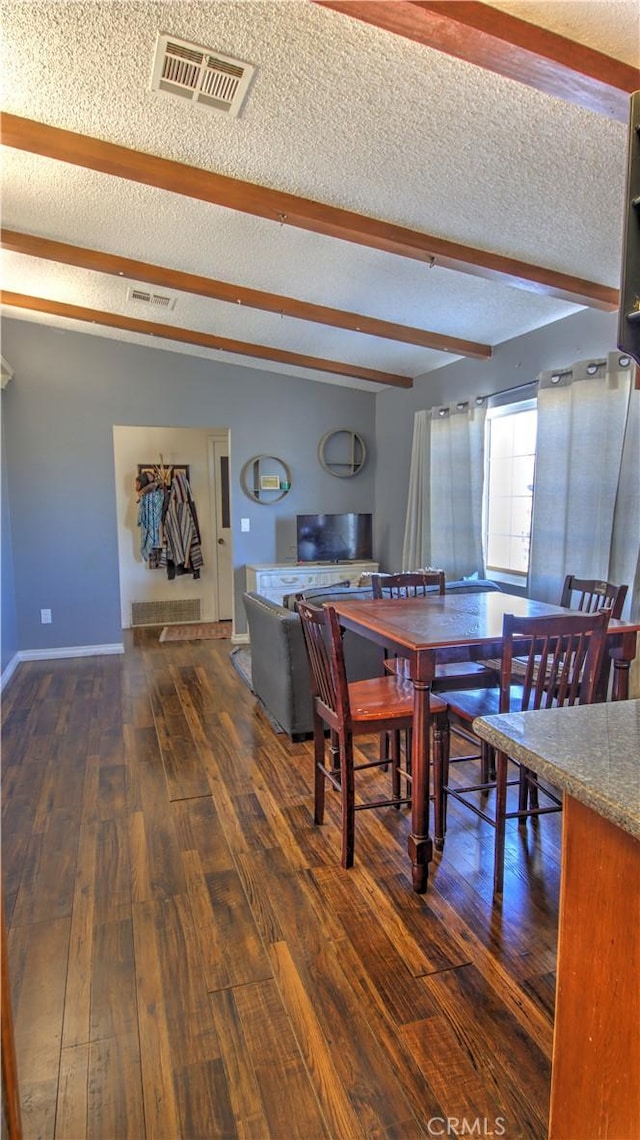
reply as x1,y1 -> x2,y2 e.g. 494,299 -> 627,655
242,576 -> 502,740
243,583 -> 381,739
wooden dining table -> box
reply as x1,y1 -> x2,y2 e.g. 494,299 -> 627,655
331,591 -> 639,893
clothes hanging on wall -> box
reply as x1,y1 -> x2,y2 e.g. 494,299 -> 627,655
136,473 -> 164,563
135,466 -> 203,579
160,470 -> 204,580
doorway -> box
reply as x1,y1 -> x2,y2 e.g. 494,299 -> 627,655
113,424 -> 233,628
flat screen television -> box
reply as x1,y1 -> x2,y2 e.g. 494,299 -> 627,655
296,512 -> 373,563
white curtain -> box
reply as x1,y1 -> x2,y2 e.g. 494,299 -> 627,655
609,383 -> 640,620
529,352 -> 637,605
609,381 -> 640,696
401,410 -> 430,570
402,401 -> 486,578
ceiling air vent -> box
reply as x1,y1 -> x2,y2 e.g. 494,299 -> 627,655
151,34 -> 255,117
127,286 -> 176,311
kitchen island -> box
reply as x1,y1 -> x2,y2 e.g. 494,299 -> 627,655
474,699 -> 640,1140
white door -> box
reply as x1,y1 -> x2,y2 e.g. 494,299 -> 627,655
209,435 -> 233,620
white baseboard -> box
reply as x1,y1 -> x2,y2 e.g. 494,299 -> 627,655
17,643 -> 125,662
1,643 -> 121,692
231,632 -> 250,645
1,653 -> 21,691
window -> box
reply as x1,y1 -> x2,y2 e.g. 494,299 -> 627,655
484,400 -> 537,582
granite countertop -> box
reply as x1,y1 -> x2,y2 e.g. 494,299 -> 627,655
473,700 -> 640,840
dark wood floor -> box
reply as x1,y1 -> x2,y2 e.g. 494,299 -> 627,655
1,628 -> 562,1139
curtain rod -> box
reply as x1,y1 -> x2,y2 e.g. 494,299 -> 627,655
480,355 -> 615,402
480,379 -> 537,401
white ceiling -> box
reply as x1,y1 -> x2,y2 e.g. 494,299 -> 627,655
1,0 -> 638,391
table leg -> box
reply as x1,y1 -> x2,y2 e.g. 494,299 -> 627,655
407,677 -> 432,892
610,631 -> 637,701
612,657 -> 630,701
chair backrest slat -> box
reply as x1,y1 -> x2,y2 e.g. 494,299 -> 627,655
296,600 -> 351,723
560,574 -> 628,619
501,610 -> 609,714
371,571 -> 445,599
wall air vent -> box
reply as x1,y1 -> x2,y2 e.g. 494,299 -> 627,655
151,34 -> 255,117
127,286 -> 176,311
131,598 -> 202,627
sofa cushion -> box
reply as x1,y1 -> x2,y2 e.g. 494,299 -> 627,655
445,578 -> 502,593
282,582 -> 373,609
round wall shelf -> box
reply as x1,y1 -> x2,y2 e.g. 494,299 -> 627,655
318,429 -> 367,477
241,455 -> 292,503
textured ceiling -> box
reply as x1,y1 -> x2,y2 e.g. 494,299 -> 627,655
1,0 -> 638,391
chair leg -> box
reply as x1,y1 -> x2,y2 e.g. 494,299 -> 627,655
480,741 -> 496,784
516,766 -> 540,821
391,730 -> 401,803
493,751 -> 508,897
341,735 -> 356,869
433,712 -> 449,851
440,719 -> 452,846
329,729 -> 340,781
517,763 -> 528,820
517,764 -> 540,822
313,716 -> 326,826
380,729 -> 390,771
528,770 -> 540,813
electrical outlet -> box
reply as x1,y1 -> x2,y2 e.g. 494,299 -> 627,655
40,608 -> 52,624
241,517 -> 250,532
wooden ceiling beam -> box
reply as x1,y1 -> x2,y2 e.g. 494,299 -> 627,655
1,115 -> 618,311
315,1 -> 640,123
0,229 -> 492,360
0,291 -> 413,389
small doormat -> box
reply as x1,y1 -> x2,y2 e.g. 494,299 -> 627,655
159,621 -> 232,643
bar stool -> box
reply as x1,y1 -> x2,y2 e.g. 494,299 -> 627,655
297,599 -> 448,869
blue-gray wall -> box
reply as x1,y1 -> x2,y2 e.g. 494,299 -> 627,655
374,308 -> 620,573
0,306 -> 621,666
0,320 -> 376,652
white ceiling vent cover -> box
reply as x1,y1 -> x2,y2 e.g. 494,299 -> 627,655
127,286 -> 176,311
151,34 -> 255,117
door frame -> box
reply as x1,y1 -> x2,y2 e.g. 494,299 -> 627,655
207,430 -> 233,624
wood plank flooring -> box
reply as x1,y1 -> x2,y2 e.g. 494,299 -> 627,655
1,629 -> 562,1139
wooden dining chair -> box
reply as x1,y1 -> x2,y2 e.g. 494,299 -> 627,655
371,570 -> 446,599
480,575 -> 627,694
296,599 -> 448,870
433,608 -> 609,896
558,576 -> 628,699
560,574 -> 628,619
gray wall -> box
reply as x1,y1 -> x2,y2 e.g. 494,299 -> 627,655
373,308 -> 621,572
1,319 -> 376,651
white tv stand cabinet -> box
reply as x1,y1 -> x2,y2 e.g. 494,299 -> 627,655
246,561 -> 378,605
